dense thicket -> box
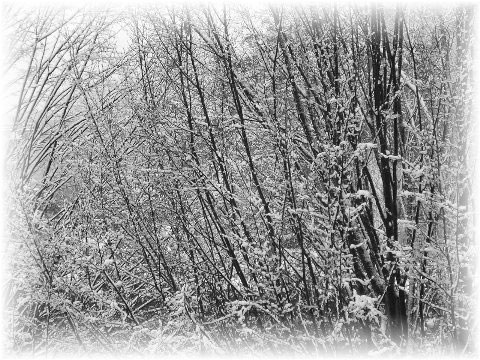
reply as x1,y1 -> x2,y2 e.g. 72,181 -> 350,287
4,4 -> 476,356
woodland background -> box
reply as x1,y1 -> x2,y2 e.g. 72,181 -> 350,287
1,2 -> 478,356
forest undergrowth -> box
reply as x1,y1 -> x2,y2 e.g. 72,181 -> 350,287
2,2 -> 478,357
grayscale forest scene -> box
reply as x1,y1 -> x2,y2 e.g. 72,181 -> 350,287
2,2 -> 477,357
